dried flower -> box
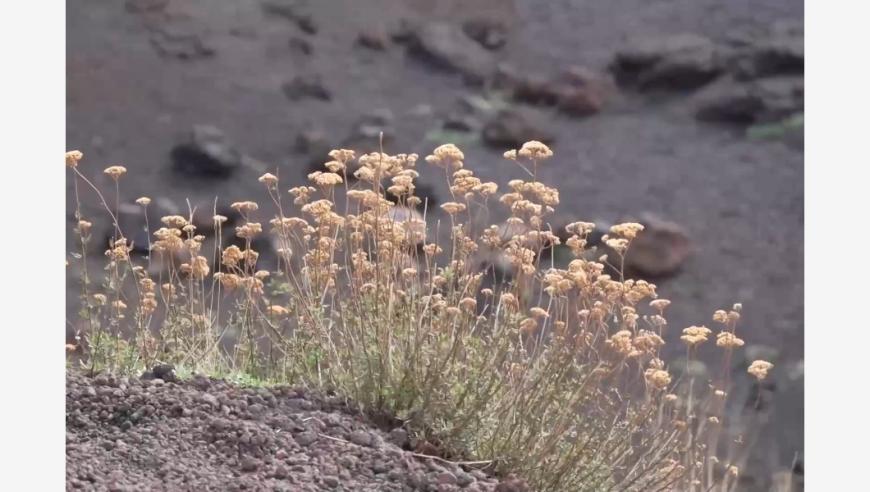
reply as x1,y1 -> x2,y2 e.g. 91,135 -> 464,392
519,317 -> 538,334
649,299 -> 671,312
529,307 -> 549,319
103,165 -> 127,179
258,173 -> 278,186
645,369 -> 671,390
66,150 -> 83,168
681,325 -> 712,346
426,143 -> 464,169
440,202 -> 466,215
135,197 -> 151,206
267,305 -> 290,317
747,360 -> 774,381
517,140 -> 553,161
231,201 -> 259,213
716,331 -> 745,349
161,215 -> 188,229
609,222 -> 645,240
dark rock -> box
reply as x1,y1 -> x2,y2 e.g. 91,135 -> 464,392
261,1 -> 318,34
462,19 -> 508,50
510,66 -> 610,117
611,33 -> 722,91
239,456 -> 259,472
340,110 -> 396,153
295,129 -> 329,154
295,431 -> 318,447
482,108 -> 555,150
125,0 -> 168,13
495,474 -> 530,492
727,21 -> 803,80
295,16 -> 318,35
149,25 -> 215,60
297,129 -> 336,175
692,76 -> 802,124
692,79 -> 764,124
455,471 -> 474,487
387,428 -> 410,448
200,393 -> 220,408
151,364 -> 178,383
443,113 -> 480,132
409,22 -> 497,84
322,476 -> 340,488
349,430 -> 373,447
273,464 -> 288,479
357,28 -> 389,51
191,374 -> 212,391
622,214 -> 692,279
282,74 -> 332,101
371,460 -> 389,474
171,125 -> 243,179
288,37 -> 313,56
437,471 -> 458,485
389,18 -> 417,43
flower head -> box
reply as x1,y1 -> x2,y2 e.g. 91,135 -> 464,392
747,360 -> 774,381
258,173 -> 278,186
103,165 -> 127,180
66,150 -> 83,168
681,325 -> 712,346
518,141 -> 553,161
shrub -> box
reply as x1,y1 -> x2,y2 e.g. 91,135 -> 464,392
65,142 -> 770,491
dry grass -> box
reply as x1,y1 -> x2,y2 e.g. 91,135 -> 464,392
65,141 -> 772,491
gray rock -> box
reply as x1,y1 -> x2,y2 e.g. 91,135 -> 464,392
288,36 -> 313,56
282,74 -> 332,101
387,428 -> 409,448
171,125 -> 243,179
509,66 -> 611,116
727,21 -> 803,80
239,456 -> 259,472
437,471 -> 458,485
462,18 -> 508,50
622,213 -> 692,279
125,0 -> 168,13
261,1 -> 318,35
357,28 -> 389,50
611,33 -> 722,91
482,108 -> 555,150
149,25 -> 215,60
456,471 -> 474,487
200,393 -> 219,408
295,431 -> 318,447
322,475 -> 340,488
409,22 -> 496,84
692,76 -> 802,124
349,429 -> 373,447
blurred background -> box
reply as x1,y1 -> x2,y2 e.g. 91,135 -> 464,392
67,0 -> 803,489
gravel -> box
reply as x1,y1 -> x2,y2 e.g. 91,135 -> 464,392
66,372 -> 504,491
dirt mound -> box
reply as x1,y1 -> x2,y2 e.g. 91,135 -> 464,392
66,372 -> 505,491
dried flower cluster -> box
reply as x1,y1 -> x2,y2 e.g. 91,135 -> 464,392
66,141 -> 765,492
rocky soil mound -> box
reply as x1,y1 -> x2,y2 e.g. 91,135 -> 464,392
66,370 -> 519,491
